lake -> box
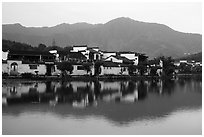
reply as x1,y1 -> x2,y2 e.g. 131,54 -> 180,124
2,76 -> 202,135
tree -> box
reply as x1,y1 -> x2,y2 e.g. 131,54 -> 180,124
150,66 -> 158,76
38,43 -> 47,51
94,61 -> 102,76
158,56 -> 175,76
57,62 -> 73,76
178,63 -> 192,74
128,65 -> 136,76
193,65 -> 202,74
83,63 -> 92,75
137,61 -> 148,76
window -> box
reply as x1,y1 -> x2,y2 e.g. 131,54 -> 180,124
11,62 -> 18,71
29,64 -> 38,69
77,66 -> 84,70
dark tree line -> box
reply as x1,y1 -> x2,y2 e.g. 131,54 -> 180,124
2,39 -> 71,52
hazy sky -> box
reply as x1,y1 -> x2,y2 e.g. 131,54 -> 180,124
2,2 -> 202,34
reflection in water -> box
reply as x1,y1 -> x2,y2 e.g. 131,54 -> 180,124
2,77 -> 202,134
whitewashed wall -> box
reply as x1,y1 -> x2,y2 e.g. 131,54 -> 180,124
7,60 -> 47,75
18,64 -> 47,75
120,53 -> 135,60
100,66 -> 129,75
71,65 -> 94,76
2,51 -> 8,60
2,63 -> 9,73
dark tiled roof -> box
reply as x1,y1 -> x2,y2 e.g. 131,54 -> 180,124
79,50 -> 87,52
107,55 -> 133,63
102,51 -> 117,53
147,59 -> 160,65
73,45 -> 87,47
101,61 -> 130,67
118,51 -> 136,54
57,50 -> 71,56
87,47 -> 99,49
56,61 -> 92,65
2,60 -> 7,64
88,49 -> 99,53
102,61 -> 119,67
67,52 -> 87,60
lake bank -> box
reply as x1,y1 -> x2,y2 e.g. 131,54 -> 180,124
2,73 -> 201,82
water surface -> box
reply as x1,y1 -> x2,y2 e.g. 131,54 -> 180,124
2,77 -> 202,134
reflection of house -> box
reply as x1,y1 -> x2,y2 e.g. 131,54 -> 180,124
100,81 -> 122,91
2,82 -> 46,98
100,61 -> 129,75
2,50 -> 56,75
70,81 -> 91,92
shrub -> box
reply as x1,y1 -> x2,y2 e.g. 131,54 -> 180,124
2,72 -> 9,77
21,73 -> 34,78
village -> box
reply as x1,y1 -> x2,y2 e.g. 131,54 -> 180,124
2,44 -> 202,78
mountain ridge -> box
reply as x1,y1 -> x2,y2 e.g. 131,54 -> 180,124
2,17 -> 202,58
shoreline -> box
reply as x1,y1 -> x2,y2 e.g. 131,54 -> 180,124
2,74 -> 201,82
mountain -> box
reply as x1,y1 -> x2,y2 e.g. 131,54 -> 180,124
176,52 -> 202,62
2,17 -> 202,58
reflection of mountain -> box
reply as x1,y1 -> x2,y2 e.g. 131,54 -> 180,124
2,78 -> 202,125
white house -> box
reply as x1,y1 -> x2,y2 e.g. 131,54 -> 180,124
71,63 -> 94,76
80,50 -> 90,60
49,50 -> 60,62
101,51 -> 117,59
100,62 -> 129,75
180,60 -> 188,63
88,48 -> 101,61
71,45 -> 88,52
88,47 -> 99,52
119,52 -> 139,65
2,51 -> 9,61
104,55 -> 133,65
6,60 -> 47,75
